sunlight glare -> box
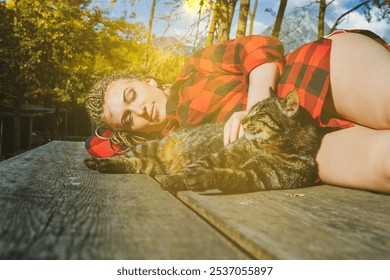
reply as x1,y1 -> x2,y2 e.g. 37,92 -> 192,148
183,0 -> 203,15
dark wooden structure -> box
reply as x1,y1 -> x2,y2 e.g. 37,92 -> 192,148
0,141 -> 389,259
0,103 -> 90,159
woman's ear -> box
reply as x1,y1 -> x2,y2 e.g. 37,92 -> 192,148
147,78 -> 158,88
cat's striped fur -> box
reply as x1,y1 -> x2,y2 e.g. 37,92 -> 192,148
85,90 -> 322,193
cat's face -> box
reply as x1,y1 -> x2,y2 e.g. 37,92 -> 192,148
242,90 -> 300,141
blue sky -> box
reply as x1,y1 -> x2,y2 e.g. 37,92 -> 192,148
90,0 -> 390,42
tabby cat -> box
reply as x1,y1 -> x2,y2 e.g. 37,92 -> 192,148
85,90 -> 322,193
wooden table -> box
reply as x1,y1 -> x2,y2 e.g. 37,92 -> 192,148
0,141 -> 389,260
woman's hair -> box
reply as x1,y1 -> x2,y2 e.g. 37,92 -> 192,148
85,72 -> 167,151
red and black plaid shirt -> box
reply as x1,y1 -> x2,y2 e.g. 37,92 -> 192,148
164,35 -> 285,132
85,30 -> 389,158
277,29 -> 390,129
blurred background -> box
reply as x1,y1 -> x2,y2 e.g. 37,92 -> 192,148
0,0 -> 389,159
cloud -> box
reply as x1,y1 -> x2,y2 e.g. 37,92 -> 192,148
327,6 -> 390,40
251,20 -> 269,34
286,0 -> 312,9
283,0 -> 390,41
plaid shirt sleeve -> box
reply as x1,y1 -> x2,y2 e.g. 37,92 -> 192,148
166,35 -> 285,130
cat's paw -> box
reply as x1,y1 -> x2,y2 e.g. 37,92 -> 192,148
161,173 -> 188,193
84,157 -> 142,174
96,158 -> 123,173
84,157 -> 118,173
102,157 -> 143,174
161,168 -> 214,193
84,157 -> 99,170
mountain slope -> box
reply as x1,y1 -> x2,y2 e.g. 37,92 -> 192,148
261,7 -> 331,53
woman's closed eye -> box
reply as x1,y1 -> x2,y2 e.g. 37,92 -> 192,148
124,88 -> 136,103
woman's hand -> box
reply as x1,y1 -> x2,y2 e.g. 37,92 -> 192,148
223,111 -> 247,145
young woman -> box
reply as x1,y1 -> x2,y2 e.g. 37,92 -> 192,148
85,30 -> 390,194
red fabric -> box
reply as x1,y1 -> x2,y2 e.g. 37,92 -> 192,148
277,29 -> 390,129
166,35 -> 285,131
85,129 -> 127,158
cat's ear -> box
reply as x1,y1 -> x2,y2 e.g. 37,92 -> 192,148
269,86 -> 277,96
280,90 -> 300,118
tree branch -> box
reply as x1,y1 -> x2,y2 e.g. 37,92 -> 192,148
329,0 -> 370,33
326,0 -> 336,8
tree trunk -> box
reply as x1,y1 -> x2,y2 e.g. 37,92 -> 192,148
236,0 -> 250,38
249,0 -> 258,35
206,1 -> 219,46
217,0 -> 237,42
147,0 -> 157,43
193,1 -> 204,51
272,0 -> 288,38
318,0 -> 327,38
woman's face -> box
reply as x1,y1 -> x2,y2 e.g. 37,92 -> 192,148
103,79 -> 168,133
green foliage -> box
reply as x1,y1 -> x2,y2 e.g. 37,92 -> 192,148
0,0 -> 186,111
88,15 -> 186,91
0,0 -> 101,108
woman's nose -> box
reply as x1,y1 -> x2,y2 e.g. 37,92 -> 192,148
126,104 -> 146,116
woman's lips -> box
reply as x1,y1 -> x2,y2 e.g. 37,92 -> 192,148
149,102 -> 156,122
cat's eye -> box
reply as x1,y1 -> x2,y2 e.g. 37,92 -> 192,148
266,121 -> 279,130
253,113 -> 280,131
252,113 -> 265,122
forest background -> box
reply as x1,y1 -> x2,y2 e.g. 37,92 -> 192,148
0,0 -> 389,156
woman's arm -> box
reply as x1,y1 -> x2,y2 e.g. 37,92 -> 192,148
223,62 -> 279,145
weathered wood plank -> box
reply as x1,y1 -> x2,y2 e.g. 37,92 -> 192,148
172,186 -> 390,259
0,141 -> 249,260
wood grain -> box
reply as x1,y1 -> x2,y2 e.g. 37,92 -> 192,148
174,186 -> 390,259
0,141 -> 249,260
